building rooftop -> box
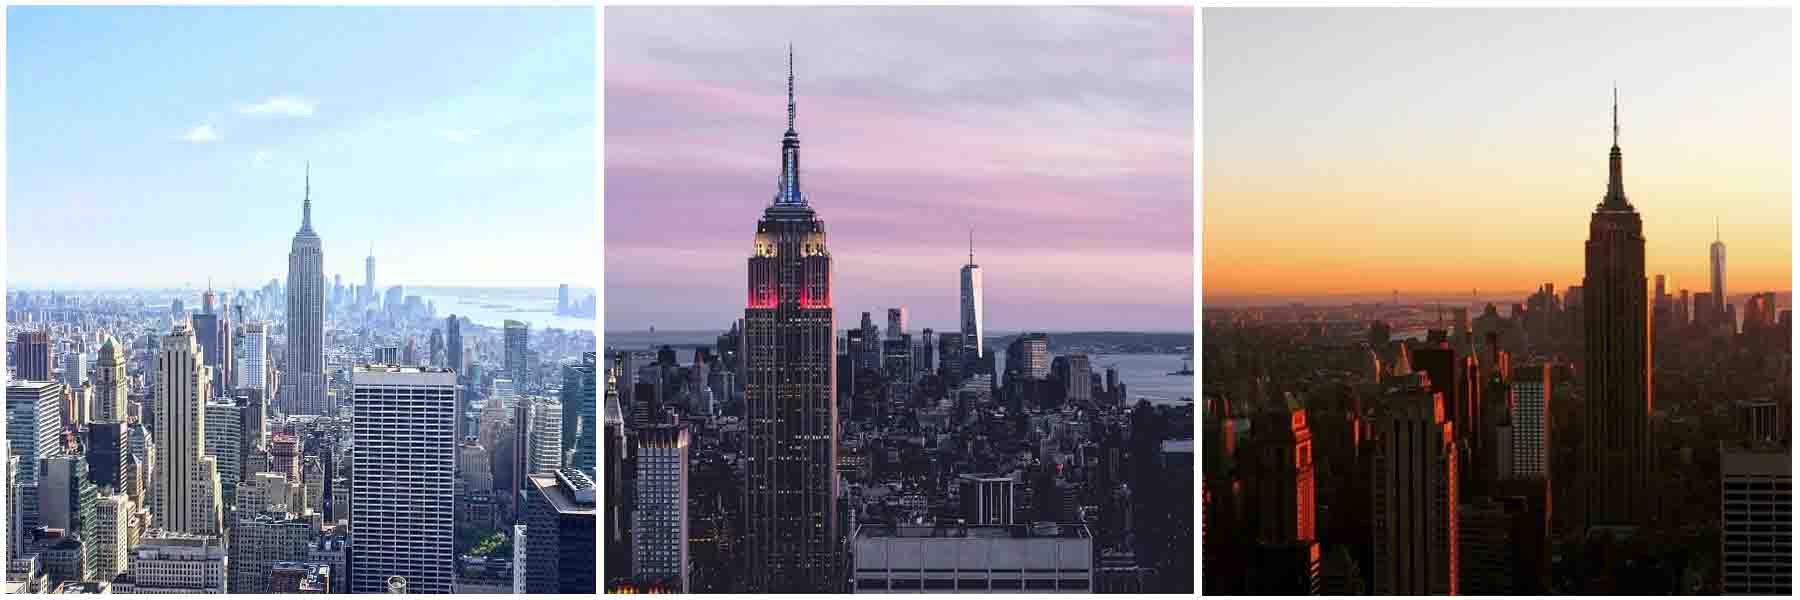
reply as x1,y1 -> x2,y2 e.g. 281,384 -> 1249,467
856,522 -> 1091,540
529,472 -> 596,515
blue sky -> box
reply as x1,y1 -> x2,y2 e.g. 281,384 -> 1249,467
7,6 -> 595,289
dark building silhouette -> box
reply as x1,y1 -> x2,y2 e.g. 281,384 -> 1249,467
1582,89 -> 1653,531
741,50 -> 841,593
16,331 -> 51,381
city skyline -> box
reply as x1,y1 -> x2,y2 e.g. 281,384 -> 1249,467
6,7 -> 595,288
604,6 -> 1193,332
1204,8 -> 1790,303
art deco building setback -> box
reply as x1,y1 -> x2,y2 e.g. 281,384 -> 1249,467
1581,89 -> 1653,531
742,48 -> 843,593
284,165 -> 328,415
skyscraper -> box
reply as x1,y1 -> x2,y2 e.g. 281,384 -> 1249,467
447,314 -> 466,437
1711,220 -> 1728,319
238,322 -> 269,393
155,324 -> 225,536
524,468 -> 597,593
349,365 -> 458,594
16,331 -> 52,381
561,353 -> 598,475
1371,381 -> 1458,595
634,425 -> 690,592
192,284 -> 233,392
886,306 -> 907,339
505,319 -> 530,388
1582,89 -> 1652,530
1508,364 -> 1550,479
1720,444 -> 1791,595
529,398 -> 564,475
93,335 -> 129,424
960,230 -> 985,373
284,165 -> 328,416
365,242 -> 377,308
94,492 -> 134,581
742,49 -> 841,593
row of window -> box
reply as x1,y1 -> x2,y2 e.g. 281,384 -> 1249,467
855,578 -> 1090,590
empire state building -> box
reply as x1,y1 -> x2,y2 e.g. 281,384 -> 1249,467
742,49 -> 842,593
285,165 -> 328,416
1581,89 -> 1652,530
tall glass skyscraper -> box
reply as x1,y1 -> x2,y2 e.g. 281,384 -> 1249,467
960,231 -> 984,375
1711,221 -> 1728,318
283,166 -> 327,416
505,319 -> 530,388
742,49 -> 841,593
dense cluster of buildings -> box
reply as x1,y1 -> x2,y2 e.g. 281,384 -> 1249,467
4,169 -> 597,593
1202,95 -> 1792,595
601,56 -> 1195,594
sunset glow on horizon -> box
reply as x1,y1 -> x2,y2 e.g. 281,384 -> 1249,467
1203,8 -> 1791,304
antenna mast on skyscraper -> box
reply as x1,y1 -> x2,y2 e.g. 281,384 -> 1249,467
1612,82 -> 1620,147
968,227 -> 975,266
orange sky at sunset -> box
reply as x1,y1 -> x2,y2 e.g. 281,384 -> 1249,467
1202,8 -> 1790,304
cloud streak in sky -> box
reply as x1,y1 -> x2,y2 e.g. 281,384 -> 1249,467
605,7 -> 1194,331
240,95 -> 317,117
182,123 -> 221,143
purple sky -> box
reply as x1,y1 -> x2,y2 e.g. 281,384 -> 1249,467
604,7 -> 1193,332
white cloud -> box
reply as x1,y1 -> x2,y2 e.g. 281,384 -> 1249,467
240,96 -> 317,117
438,129 -> 480,143
183,124 -> 221,143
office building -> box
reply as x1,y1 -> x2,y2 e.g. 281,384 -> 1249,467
958,473 -> 1016,525
1582,90 -> 1653,530
284,166 -> 328,416
229,511 -> 312,593
505,320 -> 530,388
523,467 -> 597,593
16,331 -> 52,381
1371,381 -> 1458,595
205,401 -> 243,509
561,353 -> 598,475
94,492 -> 134,581
92,335 -> 129,423
1007,333 -> 1050,381
155,323 -> 224,535
117,530 -> 227,593
1052,354 -> 1093,409
7,381 -> 63,536
238,322 -> 269,392
349,365 -> 457,594
269,561 -> 332,593
851,523 -> 1093,593
741,52 -> 841,593
529,398 -> 564,475
961,233 -> 985,373
1721,444 -> 1791,595
86,422 -> 128,496
633,425 -> 689,592
1508,364 -> 1550,478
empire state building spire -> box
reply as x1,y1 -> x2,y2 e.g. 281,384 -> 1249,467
774,45 -> 805,207
1604,85 -> 1630,209
298,161 -> 317,233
